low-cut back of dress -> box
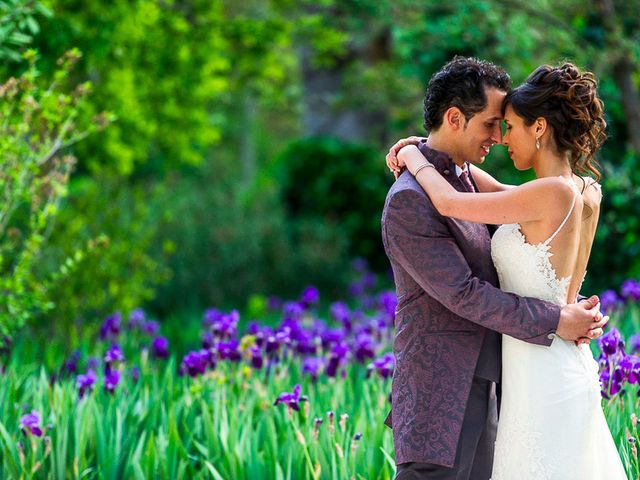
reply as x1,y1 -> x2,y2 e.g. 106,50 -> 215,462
489,186 -> 627,480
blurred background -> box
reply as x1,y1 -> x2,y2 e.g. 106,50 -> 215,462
1,0 -> 639,342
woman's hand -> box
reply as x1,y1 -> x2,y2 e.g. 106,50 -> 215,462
397,145 -> 428,175
385,135 -> 426,178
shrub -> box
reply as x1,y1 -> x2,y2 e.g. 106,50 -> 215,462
0,49 -> 109,338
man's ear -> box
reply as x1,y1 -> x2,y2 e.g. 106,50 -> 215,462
444,107 -> 464,131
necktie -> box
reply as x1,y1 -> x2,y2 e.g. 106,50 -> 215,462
458,170 -> 476,193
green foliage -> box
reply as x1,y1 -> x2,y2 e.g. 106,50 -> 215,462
275,137 -> 393,271
150,162 -> 352,313
0,0 -> 51,63
42,177 -> 170,334
0,49 -> 109,338
28,0 -> 304,176
589,151 -> 640,291
1,0 -> 635,321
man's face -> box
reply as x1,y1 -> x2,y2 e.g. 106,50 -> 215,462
457,87 -> 506,165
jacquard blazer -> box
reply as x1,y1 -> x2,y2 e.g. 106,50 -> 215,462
381,142 -> 561,467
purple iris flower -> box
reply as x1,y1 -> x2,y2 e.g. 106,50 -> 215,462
20,411 -> 43,437
0,336 -> 10,373
326,342 -> 349,378
267,296 -> 282,311
600,290 -> 621,315
362,272 -> 376,290
621,279 -> 640,301
302,357 -> 323,382
282,301 -> 304,322
368,352 -> 395,379
330,302 -> 351,331
211,310 -> 239,340
300,286 -> 320,308
265,335 -> 279,355
202,332 -> 215,349
598,328 -> 624,357
378,291 -> 397,322
128,308 -> 146,329
295,330 -> 317,355
320,328 -> 345,349
104,344 -> 125,366
203,308 -> 223,327
354,333 -> 376,363
142,320 -> 160,336
0,336 -> 10,356
179,350 -> 211,377
274,384 -> 306,411
275,329 -> 292,347
104,369 -> 121,394
131,366 -> 140,384
255,326 -> 273,348
62,351 -> 81,375
625,355 -> 640,384
250,346 -> 263,369
87,357 -> 100,370
151,336 -> 169,359
348,281 -> 365,298
629,334 -> 640,354
361,295 -> 377,310
351,257 -> 368,273
77,370 -> 97,398
600,364 -> 625,398
217,340 -> 241,362
246,321 -> 260,335
100,313 -> 121,340
278,319 -> 302,342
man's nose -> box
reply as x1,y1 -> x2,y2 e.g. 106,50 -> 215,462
492,123 -> 503,144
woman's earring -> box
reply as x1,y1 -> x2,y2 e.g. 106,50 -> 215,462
535,137 -> 540,150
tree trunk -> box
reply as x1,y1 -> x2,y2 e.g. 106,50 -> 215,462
611,57 -> 640,154
299,29 -> 390,145
240,89 -> 257,184
596,0 -> 640,154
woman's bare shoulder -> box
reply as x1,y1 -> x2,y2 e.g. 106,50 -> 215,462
577,176 -> 602,219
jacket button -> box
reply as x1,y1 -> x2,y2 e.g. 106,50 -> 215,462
547,333 -> 556,340
443,169 -> 450,175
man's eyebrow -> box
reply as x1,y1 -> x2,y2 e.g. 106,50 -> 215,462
486,116 -> 502,122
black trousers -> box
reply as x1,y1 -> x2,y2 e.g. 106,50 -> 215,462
395,377 -> 498,480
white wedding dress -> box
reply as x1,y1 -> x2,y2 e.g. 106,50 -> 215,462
489,189 -> 627,480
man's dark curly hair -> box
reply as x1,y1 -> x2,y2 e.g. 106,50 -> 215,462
424,56 -> 511,132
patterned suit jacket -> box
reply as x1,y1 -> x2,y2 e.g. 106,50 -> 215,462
381,142 -> 561,467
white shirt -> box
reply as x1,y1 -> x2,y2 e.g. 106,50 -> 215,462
455,162 -> 469,177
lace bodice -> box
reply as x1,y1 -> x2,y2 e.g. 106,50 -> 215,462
490,188 -> 578,306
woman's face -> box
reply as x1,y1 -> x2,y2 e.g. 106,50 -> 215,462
502,104 -> 538,170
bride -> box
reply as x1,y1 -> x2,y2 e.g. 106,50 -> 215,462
390,63 -> 626,479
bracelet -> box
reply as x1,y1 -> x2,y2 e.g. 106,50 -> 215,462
412,162 -> 435,176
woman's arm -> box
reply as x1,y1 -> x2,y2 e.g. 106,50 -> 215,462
469,164 -> 515,192
397,145 -> 574,225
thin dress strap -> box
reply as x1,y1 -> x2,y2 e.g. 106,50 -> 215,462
543,188 -> 578,246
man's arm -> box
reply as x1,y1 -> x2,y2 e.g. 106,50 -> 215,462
384,187 -> 561,344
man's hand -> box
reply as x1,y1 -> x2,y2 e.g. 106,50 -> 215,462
386,136 -> 426,179
556,295 -> 608,343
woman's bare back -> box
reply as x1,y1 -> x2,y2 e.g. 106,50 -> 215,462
517,175 -> 601,303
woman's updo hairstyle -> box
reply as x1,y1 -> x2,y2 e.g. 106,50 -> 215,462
503,63 -> 606,181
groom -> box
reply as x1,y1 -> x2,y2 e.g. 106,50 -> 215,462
381,57 -> 607,480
